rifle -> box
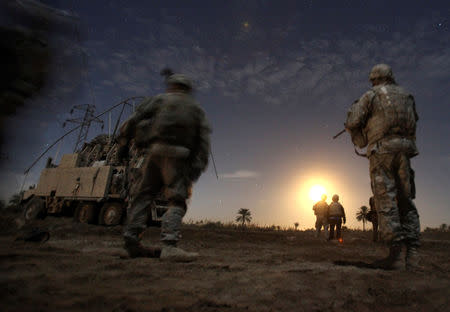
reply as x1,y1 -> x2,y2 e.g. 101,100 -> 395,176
332,129 -> 346,139
333,128 -> 367,157
333,99 -> 360,140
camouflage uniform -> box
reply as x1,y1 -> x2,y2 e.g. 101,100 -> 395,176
313,199 -> 329,237
346,64 -> 420,253
118,75 -> 211,258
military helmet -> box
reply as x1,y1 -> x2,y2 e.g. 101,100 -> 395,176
166,73 -> 193,90
332,194 -> 339,202
369,64 -> 395,81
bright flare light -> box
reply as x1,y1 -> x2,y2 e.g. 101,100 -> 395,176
309,185 -> 326,202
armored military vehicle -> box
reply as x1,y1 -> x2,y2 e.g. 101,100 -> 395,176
21,134 -> 168,226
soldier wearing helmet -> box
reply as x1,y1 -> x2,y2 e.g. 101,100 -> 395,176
117,69 -> 211,261
368,64 -> 396,85
345,64 -> 420,270
327,194 -> 346,241
312,194 -> 329,238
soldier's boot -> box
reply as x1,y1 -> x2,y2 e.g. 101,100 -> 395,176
160,242 -> 199,262
124,237 -> 161,258
405,247 -> 424,271
159,205 -> 197,262
370,245 -> 403,270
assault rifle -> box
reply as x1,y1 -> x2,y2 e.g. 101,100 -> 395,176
332,126 -> 367,157
332,129 -> 346,139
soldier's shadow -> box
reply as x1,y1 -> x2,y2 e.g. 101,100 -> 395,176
333,260 -> 394,270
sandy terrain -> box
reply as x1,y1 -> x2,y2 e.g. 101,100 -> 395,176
1,214 -> 449,312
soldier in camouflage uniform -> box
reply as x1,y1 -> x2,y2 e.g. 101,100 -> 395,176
313,194 -> 329,238
327,194 -> 346,241
117,72 -> 211,261
345,64 -> 420,270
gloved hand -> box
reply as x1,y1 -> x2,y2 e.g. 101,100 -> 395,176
117,145 -> 129,163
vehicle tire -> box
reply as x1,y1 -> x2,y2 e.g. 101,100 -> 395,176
61,201 -> 77,217
23,197 -> 46,221
76,202 -> 97,224
147,220 -> 162,227
98,202 -> 123,226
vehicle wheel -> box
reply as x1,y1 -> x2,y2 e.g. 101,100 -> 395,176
76,202 -> 97,224
99,202 -> 123,226
23,197 -> 46,221
61,201 -> 76,217
147,220 -> 162,227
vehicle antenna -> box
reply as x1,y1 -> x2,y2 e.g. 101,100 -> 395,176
210,149 -> 219,180
24,97 -> 145,174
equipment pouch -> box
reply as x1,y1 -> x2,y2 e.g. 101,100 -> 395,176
349,128 -> 368,148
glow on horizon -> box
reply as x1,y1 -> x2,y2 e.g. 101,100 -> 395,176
309,184 -> 326,202
295,176 -> 335,206
283,173 -> 339,229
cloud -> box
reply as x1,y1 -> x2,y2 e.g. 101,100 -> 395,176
220,170 -> 260,179
87,10 -> 449,117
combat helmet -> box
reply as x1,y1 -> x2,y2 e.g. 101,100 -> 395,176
332,194 -> 339,202
167,73 -> 193,90
160,68 -> 193,90
369,64 -> 395,83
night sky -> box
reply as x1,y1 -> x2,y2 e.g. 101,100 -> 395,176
1,0 -> 449,229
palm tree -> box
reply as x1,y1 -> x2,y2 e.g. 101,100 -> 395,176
356,205 -> 369,231
440,223 -> 448,232
294,222 -> 299,230
236,208 -> 252,226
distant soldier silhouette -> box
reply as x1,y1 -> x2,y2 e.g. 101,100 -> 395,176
346,64 -> 420,270
313,195 -> 329,238
327,194 -> 346,241
117,69 -> 211,261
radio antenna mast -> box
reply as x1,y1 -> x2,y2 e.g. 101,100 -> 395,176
63,104 -> 104,152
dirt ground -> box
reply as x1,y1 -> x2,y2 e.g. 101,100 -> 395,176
1,214 -> 449,312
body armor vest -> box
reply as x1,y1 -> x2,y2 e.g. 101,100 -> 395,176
328,202 -> 344,217
135,93 -> 202,150
314,201 -> 328,216
364,84 -> 416,147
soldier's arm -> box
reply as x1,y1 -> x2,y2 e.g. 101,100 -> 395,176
341,204 -> 346,223
345,91 -> 374,130
410,95 -> 419,122
117,97 -> 154,146
190,108 -> 212,182
196,109 -> 212,170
